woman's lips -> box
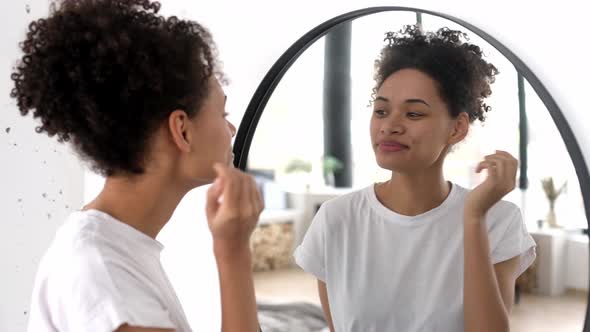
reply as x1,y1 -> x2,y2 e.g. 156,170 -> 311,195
378,142 -> 408,152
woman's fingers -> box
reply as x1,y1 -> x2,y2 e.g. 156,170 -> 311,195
250,176 -> 264,216
205,178 -> 222,219
240,174 -> 254,218
479,152 -> 517,191
214,163 -> 242,217
210,162 -> 262,229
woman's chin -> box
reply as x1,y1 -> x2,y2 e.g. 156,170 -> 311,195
219,153 -> 234,168
376,159 -> 407,173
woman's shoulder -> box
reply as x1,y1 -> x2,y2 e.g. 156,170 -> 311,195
39,212 -> 115,277
43,210 -> 151,277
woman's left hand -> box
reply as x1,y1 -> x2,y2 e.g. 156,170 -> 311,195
464,150 -> 519,220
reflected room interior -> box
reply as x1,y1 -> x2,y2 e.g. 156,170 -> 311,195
246,11 -> 588,332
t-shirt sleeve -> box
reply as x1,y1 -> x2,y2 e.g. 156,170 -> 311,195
488,204 -> 537,278
63,246 -> 176,331
293,204 -> 328,282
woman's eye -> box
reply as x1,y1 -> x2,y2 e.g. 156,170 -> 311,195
374,109 -> 386,116
407,112 -> 423,118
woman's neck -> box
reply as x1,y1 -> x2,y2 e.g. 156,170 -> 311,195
82,172 -> 188,239
376,169 -> 451,217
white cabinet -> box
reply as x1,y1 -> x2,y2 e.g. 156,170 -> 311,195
286,187 -> 355,248
529,228 -> 569,296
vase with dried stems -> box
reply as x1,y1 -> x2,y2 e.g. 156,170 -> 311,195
541,177 -> 567,228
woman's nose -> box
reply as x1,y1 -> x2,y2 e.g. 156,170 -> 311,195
381,117 -> 404,135
228,121 -> 237,137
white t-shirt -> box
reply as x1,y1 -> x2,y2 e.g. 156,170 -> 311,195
27,209 -> 192,332
294,183 -> 536,332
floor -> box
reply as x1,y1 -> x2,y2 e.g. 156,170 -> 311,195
254,267 -> 587,332
511,290 -> 586,332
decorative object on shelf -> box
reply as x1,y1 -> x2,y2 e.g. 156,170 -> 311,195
322,155 -> 344,187
284,158 -> 313,190
285,158 -> 312,173
541,177 -> 567,228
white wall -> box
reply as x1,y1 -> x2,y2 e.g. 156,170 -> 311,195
0,1 -> 85,330
2,0 -> 590,331
162,0 -> 590,167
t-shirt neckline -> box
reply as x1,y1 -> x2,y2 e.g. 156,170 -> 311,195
367,181 -> 462,226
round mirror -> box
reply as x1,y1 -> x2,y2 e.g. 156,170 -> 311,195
237,7 -> 590,332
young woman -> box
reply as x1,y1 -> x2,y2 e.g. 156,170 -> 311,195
11,1 -> 262,331
294,26 -> 536,332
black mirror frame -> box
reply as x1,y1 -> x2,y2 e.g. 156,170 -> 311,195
233,7 -> 590,329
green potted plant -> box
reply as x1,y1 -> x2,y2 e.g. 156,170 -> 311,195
322,155 -> 344,187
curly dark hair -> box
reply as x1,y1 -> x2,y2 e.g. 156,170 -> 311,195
374,25 -> 498,123
10,0 -> 223,176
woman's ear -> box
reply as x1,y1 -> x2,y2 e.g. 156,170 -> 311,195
168,110 -> 192,153
448,112 -> 470,145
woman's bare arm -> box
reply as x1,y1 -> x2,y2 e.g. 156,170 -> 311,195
318,280 -> 335,332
